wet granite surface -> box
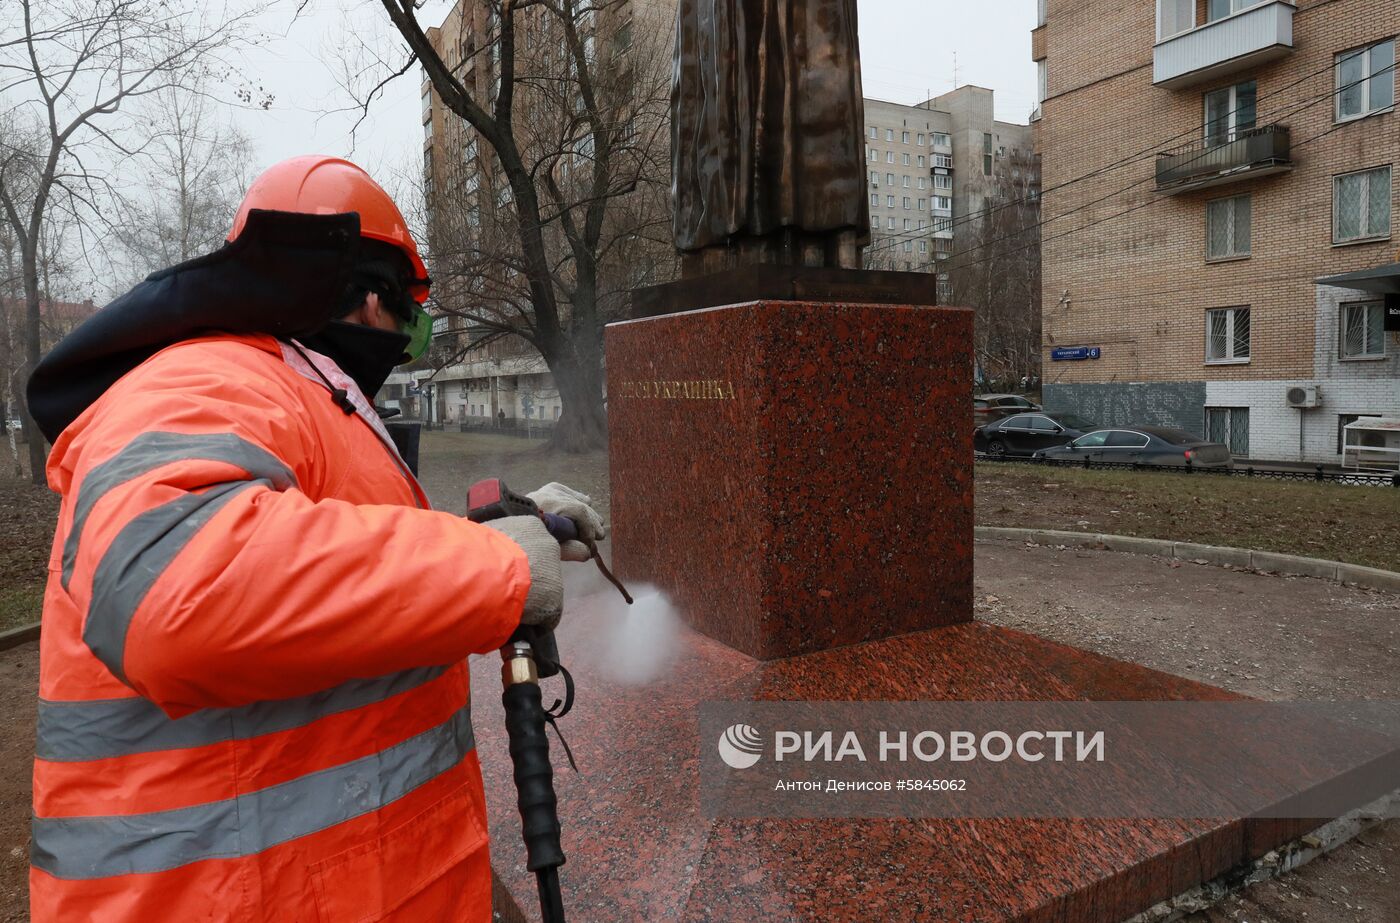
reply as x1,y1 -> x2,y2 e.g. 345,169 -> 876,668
470,614 -> 1283,923
606,300 -> 974,661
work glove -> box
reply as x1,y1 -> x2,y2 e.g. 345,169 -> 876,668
484,515 -> 563,630
528,482 -> 606,563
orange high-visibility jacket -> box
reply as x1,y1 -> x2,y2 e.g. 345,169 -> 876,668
31,332 -> 528,922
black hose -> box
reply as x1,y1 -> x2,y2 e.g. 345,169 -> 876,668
501,679 -> 566,922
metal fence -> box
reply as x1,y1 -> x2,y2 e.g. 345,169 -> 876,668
976,453 -> 1400,488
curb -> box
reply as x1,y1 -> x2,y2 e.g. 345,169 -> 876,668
974,527 -> 1400,595
0,622 -> 40,652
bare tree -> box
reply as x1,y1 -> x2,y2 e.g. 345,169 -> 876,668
946,150 -> 1043,388
373,0 -> 675,452
114,84 -> 254,281
0,0 -> 260,483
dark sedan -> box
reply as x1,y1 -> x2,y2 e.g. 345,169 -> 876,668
975,412 -> 1099,457
1033,426 -> 1232,468
973,393 -> 1041,427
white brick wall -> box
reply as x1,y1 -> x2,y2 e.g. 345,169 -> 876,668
1206,377 -> 1400,462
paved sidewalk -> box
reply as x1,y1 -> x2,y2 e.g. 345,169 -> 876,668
975,537 -> 1400,922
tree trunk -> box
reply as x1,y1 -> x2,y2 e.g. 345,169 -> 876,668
20,241 -> 46,485
548,346 -> 608,453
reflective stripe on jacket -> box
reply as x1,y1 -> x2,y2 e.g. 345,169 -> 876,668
32,333 -> 528,922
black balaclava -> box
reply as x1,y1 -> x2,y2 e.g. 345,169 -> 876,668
300,244 -> 416,400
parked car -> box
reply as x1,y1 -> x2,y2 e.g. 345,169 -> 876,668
973,393 -> 1042,427
1033,426 -> 1232,468
975,412 -> 1099,457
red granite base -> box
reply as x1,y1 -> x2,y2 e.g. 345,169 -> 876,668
606,300 -> 974,661
470,606 -> 1306,923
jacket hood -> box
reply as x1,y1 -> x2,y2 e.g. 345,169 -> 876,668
27,209 -> 362,444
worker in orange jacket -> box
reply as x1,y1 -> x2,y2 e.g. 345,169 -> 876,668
24,156 -> 602,922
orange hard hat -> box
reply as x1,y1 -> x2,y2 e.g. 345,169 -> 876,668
228,155 -> 430,302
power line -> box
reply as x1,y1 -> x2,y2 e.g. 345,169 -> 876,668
942,90 -> 1395,278
868,58 -> 1397,260
868,52 -> 1373,248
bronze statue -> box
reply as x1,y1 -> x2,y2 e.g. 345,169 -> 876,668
672,0 -> 870,277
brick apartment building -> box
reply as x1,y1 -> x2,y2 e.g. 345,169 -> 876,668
395,0 -> 674,428
1033,0 -> 1400,464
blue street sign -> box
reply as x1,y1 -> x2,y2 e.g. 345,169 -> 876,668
1051,346 -> 1101,361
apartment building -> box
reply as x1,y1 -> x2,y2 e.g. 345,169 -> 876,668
1033,0 -> 1400,464
407,0 -> 673,427
864,87 -> 1035,299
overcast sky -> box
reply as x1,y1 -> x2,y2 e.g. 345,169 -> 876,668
233,0 -> 1039,181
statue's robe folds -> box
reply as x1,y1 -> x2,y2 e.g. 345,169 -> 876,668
672,0 -> 870,255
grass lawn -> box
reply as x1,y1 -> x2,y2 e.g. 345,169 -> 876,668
975,460 -> 1400,572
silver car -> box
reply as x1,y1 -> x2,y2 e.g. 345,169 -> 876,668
1034,425 -> 1232,467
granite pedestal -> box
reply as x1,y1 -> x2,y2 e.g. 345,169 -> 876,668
471,297 -> 1355,921
606,300 -> 973,660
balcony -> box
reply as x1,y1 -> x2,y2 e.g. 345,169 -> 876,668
1154,1 -> 1295,90
1155,125 -> 1291,193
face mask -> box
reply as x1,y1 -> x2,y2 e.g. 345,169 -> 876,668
301,320 -> 411,400
400,302 -> 433,364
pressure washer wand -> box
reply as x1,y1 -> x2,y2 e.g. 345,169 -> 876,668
467,477 -> 632,923
500,628 -> 568,923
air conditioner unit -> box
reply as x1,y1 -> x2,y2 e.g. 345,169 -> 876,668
1286,385 -> 1320,409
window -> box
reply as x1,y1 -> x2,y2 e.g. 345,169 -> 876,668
903,218 -> 912,230
1028,416 -> 1060,433
1037,60 -> 1048,106
917,133 -> 925,146
918,219 -> 927,229
902,131 -> 910,143
933,132 -> 951,148
903,197 -> 911,209
1037,0 -> 1047,27
869,148 -> 877,162
886,173 -> 896,185
870,192 -> 879,208
919,240 -> 928,253
1206,306 -> 1250,363
1105,431 -> 1150,448
887,217 -> 895,229
886,129 -> 894,141
1207,0 -> 1264,23
887,151 -> 895,163
1341,301 -> 1385,358
1206,195 -> 1251,259
421,91 -> 431,120
934,174 -> 952,190
423,119 -> 433,144
887,195 -> 896,207
903,240 -> 913,253
935,154 -> 953,168
933,196 -> 951,211
918,199 -> 926,211
982,133 -> 993,175
902,153 -> 911,166
869,126 -> 878,140
917,177 -> 927,190
871,215 -> 880,229
1204,81 -> 1256,147
1337,40 -> 1395,121
902,175 -> 910,188
1072,431 -> 1110,448
870,170 -> 879,187
1333,167 -> 1391,243
1205,407 -> 1250,455
917,155 -> 926,168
